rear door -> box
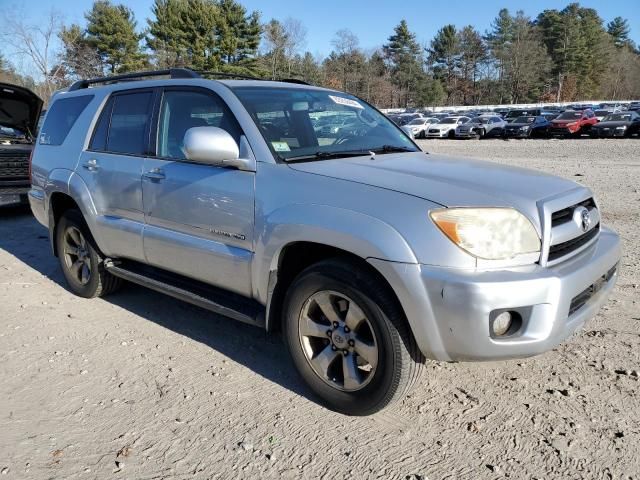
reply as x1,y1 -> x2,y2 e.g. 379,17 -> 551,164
141,87 -> 255,297
77,88 -> 155,261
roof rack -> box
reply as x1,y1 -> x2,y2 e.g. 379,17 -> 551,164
68,68 -> 199,91
68,68 -> 311,91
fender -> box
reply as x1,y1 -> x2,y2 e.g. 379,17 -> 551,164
252,203 -> 418,305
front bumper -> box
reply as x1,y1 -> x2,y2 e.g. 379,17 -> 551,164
369,227 -> 621,362
425,130 -> 449,138
0,185 -> 30,206
504,128 -> 530,138
592,128 -> 626,137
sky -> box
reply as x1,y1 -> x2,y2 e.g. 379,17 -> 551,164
1,0 -> 639,62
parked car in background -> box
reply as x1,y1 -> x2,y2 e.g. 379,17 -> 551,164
628,101 -> 640,112
426,116 -> 470,138
402,117 -> 440,138
590,111 -> 640,138
593,109 -> 618,121
548,109 -> 598,137
29,68 -> 621,415
0,82 -> 43,208
455,115 -> 505,139
505,108 -> 542,123
503,116 -> 551,138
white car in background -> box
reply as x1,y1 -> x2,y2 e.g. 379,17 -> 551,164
425,116 -> 470,139
401,117 -> 440,139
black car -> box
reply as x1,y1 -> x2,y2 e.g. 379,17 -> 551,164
503,115 -> 550,138
504,108 -> 542,123
590,111 -> 640,138
0,83 -> 43,208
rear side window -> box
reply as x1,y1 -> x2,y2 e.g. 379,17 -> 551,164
89,97 -> 114,151
106,92 -> 153,155
39,95 -> 93,146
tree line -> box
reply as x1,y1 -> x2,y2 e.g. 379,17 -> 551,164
0,0 -> 638,107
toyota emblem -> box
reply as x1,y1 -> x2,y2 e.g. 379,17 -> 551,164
575,206 -> 592,232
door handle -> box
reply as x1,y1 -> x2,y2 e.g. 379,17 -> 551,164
143,168 -> 166,181
82,159 -> 99,171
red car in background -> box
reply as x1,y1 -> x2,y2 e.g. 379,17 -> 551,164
547,109 -> 598,137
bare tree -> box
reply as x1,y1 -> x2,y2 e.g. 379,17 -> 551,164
1,9 -> 64,99
283,17 -> 307,76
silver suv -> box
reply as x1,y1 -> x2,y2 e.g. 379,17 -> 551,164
29,69 -> 621,415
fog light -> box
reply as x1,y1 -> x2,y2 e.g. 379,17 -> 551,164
492,312 -> 512,336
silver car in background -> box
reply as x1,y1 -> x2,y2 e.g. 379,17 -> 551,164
456,115 -> 506,139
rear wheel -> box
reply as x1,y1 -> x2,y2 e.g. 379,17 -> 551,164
56,209 -> 122,298
282,259 -> 424,415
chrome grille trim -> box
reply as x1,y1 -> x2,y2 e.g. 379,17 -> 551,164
538,191 -> 601,267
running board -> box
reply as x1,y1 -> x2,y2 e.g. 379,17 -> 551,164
104,259 -> 265,328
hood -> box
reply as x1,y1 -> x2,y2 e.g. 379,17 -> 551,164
552,119 -> 578,126
594,120 -> 631,128
0,83 -> 43,138
288,152 -> 582,229
505,122 -> 532,128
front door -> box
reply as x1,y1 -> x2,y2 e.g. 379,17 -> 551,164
141,87 -> 255,297
77,89 -> 155,261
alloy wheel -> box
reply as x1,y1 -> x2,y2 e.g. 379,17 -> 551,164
298,290 -> 378,392
62,226 -> 92,285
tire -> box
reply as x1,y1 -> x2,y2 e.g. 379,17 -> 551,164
55,209 -> 122,298
448,129 -> 456,139
282,258 -> 424,415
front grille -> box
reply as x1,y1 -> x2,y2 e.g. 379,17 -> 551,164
428,129 -> 439,133
569,264 -> 617,315
548,223 -> 599,261
551,198 -> 596,227
0,151 -> 30,180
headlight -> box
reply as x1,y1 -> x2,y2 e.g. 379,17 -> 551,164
430,208 -> 540,260
615,125 -> 627,130
519,126 -> 529,131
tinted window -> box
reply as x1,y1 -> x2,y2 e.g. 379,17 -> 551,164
106,92 -> 153,155
89,97 -> 114,151
157,90 -> 242,159
39,95 -> 93,146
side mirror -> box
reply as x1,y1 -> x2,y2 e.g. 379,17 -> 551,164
183,126 -> 255,171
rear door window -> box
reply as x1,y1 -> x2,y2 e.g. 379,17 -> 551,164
39,95 -> 93,146
106,91 -> 153,155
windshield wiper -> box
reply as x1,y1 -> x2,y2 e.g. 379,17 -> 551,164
369,145 -> 417,154
284,150 -> 373,162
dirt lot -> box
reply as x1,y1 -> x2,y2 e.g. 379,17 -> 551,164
1,138 -> 639,479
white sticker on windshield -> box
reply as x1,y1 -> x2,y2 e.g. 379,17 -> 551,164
271,141 -> 290,152
328,95 -> 364,109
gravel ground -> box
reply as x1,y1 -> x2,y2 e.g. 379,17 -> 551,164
1,138 -> 639,480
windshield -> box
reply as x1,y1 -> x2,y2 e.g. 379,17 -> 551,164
0,124 -> 27,141
408,118 -> 425,125
556,112 -> 582,120
595,110 -> 610,116
603,113 -> 633,122
514,116 -> 536,124
232,87 -> 418,161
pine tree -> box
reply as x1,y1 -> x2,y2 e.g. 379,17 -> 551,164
59,24 -> 103,78
428,25 -> 460,103
215,0 -> 261,73
85,0 -> 148,74
146,0 -> 191,68
458,26 -> 487,104
485,9 -> 513,103
383,20 -> 429,107
607,17 -> 631,48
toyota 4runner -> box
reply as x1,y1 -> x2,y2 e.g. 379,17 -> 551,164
29,69 -> 621,415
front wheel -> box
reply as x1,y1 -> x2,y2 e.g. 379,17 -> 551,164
282,259 -> 424,415
56,209 -> 122,298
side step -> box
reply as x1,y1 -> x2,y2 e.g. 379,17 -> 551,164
104,259 -> 265,328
